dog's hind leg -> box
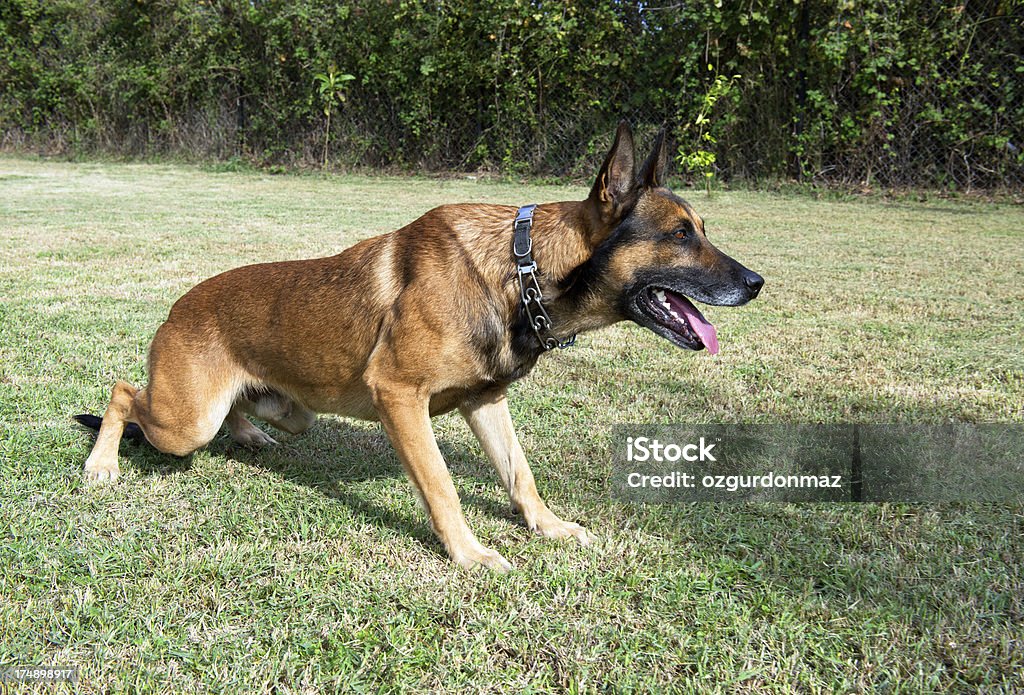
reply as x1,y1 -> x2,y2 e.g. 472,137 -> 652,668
270,402 -> 316,435
459,388 -> 594,545
81,325 -> 244,482
237,388 -> 316,435
82,381 -> 138,482
225,405 -> 278,447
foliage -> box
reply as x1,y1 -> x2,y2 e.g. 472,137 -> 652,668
0,0 -> 1020,189
313,67 -> 355,167
677,67 -> 741,196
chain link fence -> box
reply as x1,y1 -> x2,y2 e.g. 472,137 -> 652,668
2,2 -> 1020,193
319,4 -> 1023,193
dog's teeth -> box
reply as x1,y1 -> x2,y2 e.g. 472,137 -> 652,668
655,290 -> 672,311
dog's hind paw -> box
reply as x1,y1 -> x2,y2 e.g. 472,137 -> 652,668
228,419 -> 278,448
83,458 -> 120,484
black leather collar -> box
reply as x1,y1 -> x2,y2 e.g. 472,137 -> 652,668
512,205 -> 576,351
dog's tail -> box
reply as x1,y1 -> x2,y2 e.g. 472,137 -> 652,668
73,414 -> 148,445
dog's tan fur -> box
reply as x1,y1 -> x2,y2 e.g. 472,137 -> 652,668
80,124 -> 762,572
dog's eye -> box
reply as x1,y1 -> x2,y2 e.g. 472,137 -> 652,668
672,222 -> 693,239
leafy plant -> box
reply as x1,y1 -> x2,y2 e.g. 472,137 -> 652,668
313,67 -> 355,168
677,67 -> 740,197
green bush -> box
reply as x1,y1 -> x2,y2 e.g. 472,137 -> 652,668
1,0 -> 1020,189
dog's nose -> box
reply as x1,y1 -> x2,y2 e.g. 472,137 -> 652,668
743,271 -> 764,297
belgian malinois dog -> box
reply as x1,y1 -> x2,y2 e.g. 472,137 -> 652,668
77,123 -> 763,572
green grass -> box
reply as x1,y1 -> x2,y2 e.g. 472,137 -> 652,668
1,157 -> 1022,693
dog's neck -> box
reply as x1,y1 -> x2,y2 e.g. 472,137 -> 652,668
527,201 -> 608,279
546,249 -> 622,339
521,200 -> 626,343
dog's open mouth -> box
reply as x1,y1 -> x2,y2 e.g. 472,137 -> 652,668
636,287 -> 719,354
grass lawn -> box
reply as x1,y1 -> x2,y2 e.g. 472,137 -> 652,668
1,157 -> 1022,692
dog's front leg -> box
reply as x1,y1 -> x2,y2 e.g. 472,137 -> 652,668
460,388 -> 593,546
372,386 -> 512,573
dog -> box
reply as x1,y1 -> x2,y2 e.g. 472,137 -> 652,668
76,123 -> 763,572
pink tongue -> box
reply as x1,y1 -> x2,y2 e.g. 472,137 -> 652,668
666,293 -> 719,355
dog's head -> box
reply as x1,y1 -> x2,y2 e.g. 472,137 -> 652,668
582,123 -> 763,354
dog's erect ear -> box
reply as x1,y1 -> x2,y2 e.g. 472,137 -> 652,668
588,121 -> 636,217
638,129 -> 668,189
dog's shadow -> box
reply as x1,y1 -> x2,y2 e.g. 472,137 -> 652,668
117,416 -> 519,551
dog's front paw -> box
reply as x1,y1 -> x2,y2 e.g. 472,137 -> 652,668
450,542 -> 513,574
530,511 -> 595,546
83,457 -> 120,484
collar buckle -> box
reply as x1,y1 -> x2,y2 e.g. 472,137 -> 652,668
516,260 -> 537,276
